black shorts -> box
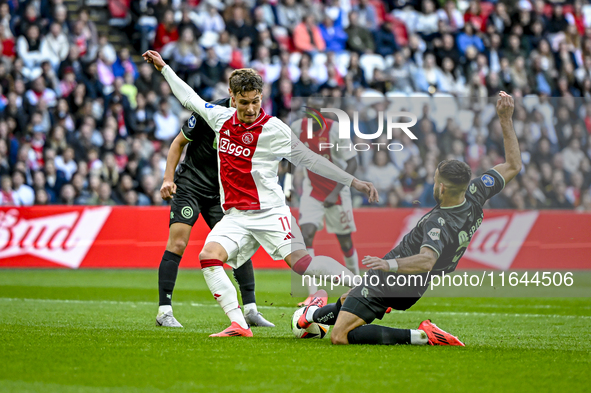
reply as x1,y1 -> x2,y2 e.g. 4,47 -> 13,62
341,250 -> 430,324
169,174 -> 223,229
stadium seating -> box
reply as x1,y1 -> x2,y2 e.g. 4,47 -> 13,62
0,0 -> 589,211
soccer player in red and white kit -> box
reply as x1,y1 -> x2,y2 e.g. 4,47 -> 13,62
142,50 -> 378,337
291,114 -> 360,305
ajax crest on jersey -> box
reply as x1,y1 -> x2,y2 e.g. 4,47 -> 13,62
481,174 -> 495,187
188,115 -> 196,129
242,132 -> 254,144
291,307 -> 329,339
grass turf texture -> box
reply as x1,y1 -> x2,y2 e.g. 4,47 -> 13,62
0,270 -> 589,393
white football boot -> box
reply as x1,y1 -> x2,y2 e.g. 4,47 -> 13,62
244,310 -> 275,327
156,311 -> 183,327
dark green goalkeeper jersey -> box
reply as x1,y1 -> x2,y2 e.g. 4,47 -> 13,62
176,97 -> 231,198
391,168 -> 506,274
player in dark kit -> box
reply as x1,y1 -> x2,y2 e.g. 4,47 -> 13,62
297,92 -> 521,346
155,97 -> 274,328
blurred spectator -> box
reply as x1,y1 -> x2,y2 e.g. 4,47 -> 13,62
12,170 -> 34,205
0,175 -> 19,205
293,15 -> 325,54
154,10 -> 178,52
345,11 -> 375,54
154,99 -> 179,141
41,22 -> 69,70
373,20 -> 398,57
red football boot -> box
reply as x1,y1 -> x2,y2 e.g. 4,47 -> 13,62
297,289 -> 328,329
209,322 -> 253,337
297,294 -> 315,307
418,319 -> 465,346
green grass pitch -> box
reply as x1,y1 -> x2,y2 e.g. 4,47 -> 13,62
0,269 -> 589,393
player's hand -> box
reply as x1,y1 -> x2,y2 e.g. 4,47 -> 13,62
362,256 -> 389,272
496,91 -> 514,120
160,179 -> 177,200
351,178 -> 379,203
323,190 -> 339,208
142,50 -> 166,72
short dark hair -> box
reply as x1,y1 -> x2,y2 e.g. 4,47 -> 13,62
437,159 -> 471,186
229,68 -> 263,96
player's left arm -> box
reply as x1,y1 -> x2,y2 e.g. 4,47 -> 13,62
324,157 -> 358,207
362,247 -> 438,274
492,91 -> 522,185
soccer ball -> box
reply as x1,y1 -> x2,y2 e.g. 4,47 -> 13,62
291,307 -> 330,339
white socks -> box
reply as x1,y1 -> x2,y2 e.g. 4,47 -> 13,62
158,305 -> 172,316
305,306 -> 319,322
303,256 -> 357,286
306,248 -> 318,294
344,249 -> 359,275
411,329 -> 429,345
202,266 -> 248,329
244,303 -> 258,315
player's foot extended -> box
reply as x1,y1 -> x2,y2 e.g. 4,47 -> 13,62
244,310 -> 275,327
297,294 -> 315,307
209,322 -> 253,337
418,319 -> 465,346
155,311 -> 183,327
297,289 -> 328,329
385,307 -> 392,314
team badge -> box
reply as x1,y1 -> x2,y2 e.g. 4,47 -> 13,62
242,132 -> 254,144
205,103 -> 215,109
428,228 -> 441,241
438,217 -> 445,226
181,206 -> 193,219
470,183 -> 477,194
481,174 -> 495,187
361,287 -> 369,298
188,115 -> 196,129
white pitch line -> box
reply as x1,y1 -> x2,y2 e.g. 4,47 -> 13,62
1,297 -> 590,319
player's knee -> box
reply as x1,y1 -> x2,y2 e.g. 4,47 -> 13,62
300,225 -> 316,245
199,246 -> 222,261
168,237 -> 188,255
331,328 -> 349,345
337,235 -> 353,252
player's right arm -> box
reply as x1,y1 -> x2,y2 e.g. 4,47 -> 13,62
492,91 -> 522,185
142,50 -> 230,131
160,132 -> 190,200
362,247 -> 438,274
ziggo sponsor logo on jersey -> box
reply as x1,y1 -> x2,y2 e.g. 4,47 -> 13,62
219,137 -> 252,157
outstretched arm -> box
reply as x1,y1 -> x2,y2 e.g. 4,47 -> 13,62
493,91 -> 522,185
362,247 -> 438,274
142,50 -> 207,116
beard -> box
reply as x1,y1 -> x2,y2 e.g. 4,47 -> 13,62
433,188 -> 441,205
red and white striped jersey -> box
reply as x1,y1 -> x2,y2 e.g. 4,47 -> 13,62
291,118 -> 357,203
161,65 -> 355,212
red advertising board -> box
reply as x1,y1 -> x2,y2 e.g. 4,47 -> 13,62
0,206 -> 589,270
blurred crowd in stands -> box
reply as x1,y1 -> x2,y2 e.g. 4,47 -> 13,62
0,0 -> 591,211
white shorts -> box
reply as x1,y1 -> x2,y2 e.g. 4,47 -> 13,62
204,205 -> 306,269
299,184 -> 356,235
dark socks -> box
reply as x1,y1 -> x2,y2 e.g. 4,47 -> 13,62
233,259 -> 256,305
347,325 -> 411,345
312,297 -> 342,325
158,251 -> 182,306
